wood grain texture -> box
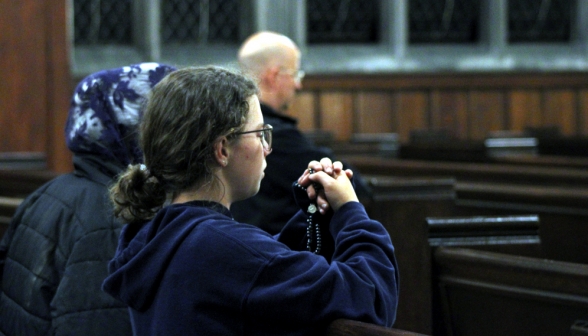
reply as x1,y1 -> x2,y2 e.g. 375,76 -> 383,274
356,92 -> 394,134
430,90 -> 468,138
543,89 -> 577,135
288,91 -> 316,131
395,91 -> 428,143
508,90 -> 542,131
468,90 -> 505,139
0,1 -> 47,152
45,0 -> 72,172
319,92 -> 354,141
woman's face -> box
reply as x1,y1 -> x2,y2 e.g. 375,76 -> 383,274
226,95 -> 269,202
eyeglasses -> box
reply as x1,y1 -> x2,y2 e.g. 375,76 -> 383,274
233,124 -> 273,152
279,68 -> 305,83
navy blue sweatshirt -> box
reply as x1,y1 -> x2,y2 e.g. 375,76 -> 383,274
102,200 -> 398,335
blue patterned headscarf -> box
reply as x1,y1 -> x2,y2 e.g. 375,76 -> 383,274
65,62 -> 176,166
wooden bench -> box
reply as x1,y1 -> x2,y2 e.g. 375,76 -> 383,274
434,247 -> 588,336
0,196 -> 23,239
342,155 -> 588,188
572,320 -> 588,336
341,155 -> 588,263
397,134 -> 588,167
0,152 -> 48,170
0,169 -> 57,197
326,319 -> 428,336
452,181 -> 588,263
363,175 -> 545,333
383,211 -> 541,335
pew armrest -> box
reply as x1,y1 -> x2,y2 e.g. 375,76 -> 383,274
326,319 -> 428,336
572,320 -> 588,335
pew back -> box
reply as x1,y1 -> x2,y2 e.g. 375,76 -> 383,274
0,196 -> 22,239
435,247 -> 588,336
365,175 -> 542,335
326,319 -> 428,336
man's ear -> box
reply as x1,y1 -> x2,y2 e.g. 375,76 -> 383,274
214,136 -> 230,167
260,66 -> 280,91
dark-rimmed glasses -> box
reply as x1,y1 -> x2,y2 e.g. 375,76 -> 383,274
233,124 -> 273,152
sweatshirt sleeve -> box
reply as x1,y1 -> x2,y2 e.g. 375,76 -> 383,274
245,201 -> 399,331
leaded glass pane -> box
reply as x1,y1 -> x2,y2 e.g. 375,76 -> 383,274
74,0 -> 132,45
162,0 -> 240,43
508,0 -> 573,43
409,0 -> 480,44
307,0 -> 379,44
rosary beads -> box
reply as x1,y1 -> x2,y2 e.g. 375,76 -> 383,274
295,168 -> 322,254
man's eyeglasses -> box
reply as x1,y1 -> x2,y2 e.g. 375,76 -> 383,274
279,68 -> 305,83
233,124 -> 273,152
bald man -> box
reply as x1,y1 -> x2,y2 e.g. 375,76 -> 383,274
231,31 -> 371,234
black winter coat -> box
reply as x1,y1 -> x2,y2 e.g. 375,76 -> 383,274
0,155 -> 131,336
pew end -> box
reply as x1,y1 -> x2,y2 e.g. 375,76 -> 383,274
326,319 -> 428,336
0,169 -> 57,197
0,196 -> 23,239
572,320 -> 588,335
427,214 -> 542,258
435,247 -> 588,336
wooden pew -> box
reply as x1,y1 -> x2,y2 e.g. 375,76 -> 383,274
0,169 -> 54,239
365,172 -> 588,264
0,196 -> 22,239
341,155 -> 588,263
0,152 -> 47,170
398,132 -> 588,166
0,169 -> 57,198
362,176 -> 455,335
364,175 -> 544,334
434,247 -> 588,336
453,181 -> 588,263
572,320 -> 588,335
341,155 -> 588,188
384,212 -> 541,335
326,319 -> 428,336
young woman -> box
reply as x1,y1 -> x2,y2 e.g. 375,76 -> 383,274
102,66 -> 399,335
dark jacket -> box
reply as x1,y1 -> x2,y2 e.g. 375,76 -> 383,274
102,200 -> 399,335
0,155 -> 132,336
0,62 -> 175,336
231,103 -> 371,234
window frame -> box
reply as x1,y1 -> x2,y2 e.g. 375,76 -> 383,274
70,0 -> 588,78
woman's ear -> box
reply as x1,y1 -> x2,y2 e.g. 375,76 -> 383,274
214,136 -> 230,167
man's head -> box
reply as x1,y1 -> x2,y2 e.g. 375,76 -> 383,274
238,31 -> 303,113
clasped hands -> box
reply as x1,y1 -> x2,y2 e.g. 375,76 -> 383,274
296,157 -> 359,215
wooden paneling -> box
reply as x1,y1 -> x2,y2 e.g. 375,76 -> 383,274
430,91 -> 469,138
356,92 -> 394,133
395,91 -> 428,143
543,89 -> 577,135
508,90 -> 542,131
302,73 -> 588,91
469,90 -> 505,139
288,91 -> 316,131
0,0 -> 71,172
580,90 -> 588,136
0,1 -> 48,152
45,0 -> 72,172
319,92 -> 354,140
289,73 -> 588,143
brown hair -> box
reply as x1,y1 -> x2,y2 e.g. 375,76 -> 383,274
110,66 -> 258,224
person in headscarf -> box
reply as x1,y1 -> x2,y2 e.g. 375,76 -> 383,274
0,62 -> 176,336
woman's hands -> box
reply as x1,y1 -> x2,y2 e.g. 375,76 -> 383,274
297,158 -> 359,214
